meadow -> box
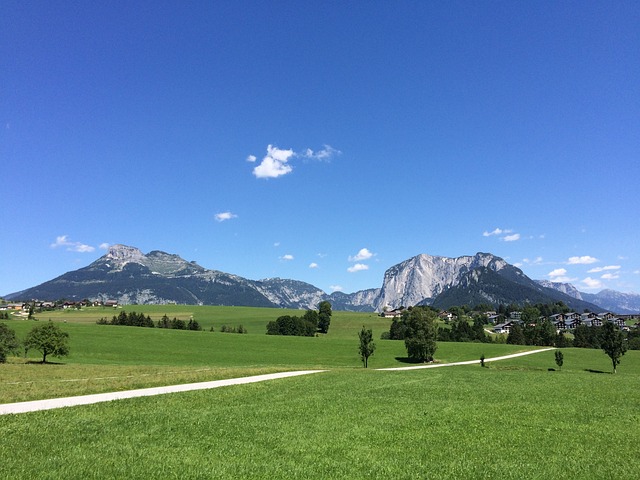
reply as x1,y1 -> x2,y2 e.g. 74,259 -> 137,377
1,305 -> 638,478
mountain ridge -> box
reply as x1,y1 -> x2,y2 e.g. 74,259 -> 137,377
4,244 -> 634,313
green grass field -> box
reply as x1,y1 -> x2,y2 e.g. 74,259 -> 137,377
1,305 -> 638,478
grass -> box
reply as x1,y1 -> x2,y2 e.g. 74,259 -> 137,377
1,353 -> 638,479
1,305 -> 638,478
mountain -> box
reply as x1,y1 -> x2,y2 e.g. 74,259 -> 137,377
577,290 -> 640,314
4,245 -> 374,311
535,280 -> 583,300
6,245 -> 277,307
5,245 -> 613,313
374,253 -> 603,313
537,281 -> 640,314
328,288 -> 381,312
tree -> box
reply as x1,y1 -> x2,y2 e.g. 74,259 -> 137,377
507,324 -> 525,345
358,326 -> 376,368
318,301 -> 332,334
600,322 -> 627,374
0,322 -> 20,363
24,321 -> 70,363
554,350 -> 564,370
403,307 -> 438,363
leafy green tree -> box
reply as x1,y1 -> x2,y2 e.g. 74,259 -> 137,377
318,301 -> 332,334
358,326 -> 376,368
302,310 -> 319,329
538,319 -> 557,346
24,321 -> 70,363
600,322 -> 628,374
0,322 -> 20,363
507,324 -> 525,345
403,308 -> 438,363
555,350 -> 564,370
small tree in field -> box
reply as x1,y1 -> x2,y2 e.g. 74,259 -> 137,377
358,326 -> 376,368
555,350 -> 564,370
600,322 -> 627,374
0,323 -> 20,363
24,321 -> 70,363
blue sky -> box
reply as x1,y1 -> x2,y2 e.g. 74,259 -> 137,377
2,1 -> 639,297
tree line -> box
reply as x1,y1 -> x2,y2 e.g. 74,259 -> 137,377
97,312 -> 202,330
266,301 -> 332,336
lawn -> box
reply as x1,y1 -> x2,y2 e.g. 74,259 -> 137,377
1,351 -> 638,479
1,306 -> 637,478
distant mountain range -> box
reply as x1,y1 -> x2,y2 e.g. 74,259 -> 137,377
5,245 -> 639,313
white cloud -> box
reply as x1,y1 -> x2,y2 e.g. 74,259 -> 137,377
302,144 -> 341,161
567,255 -> 598,265
513,262 -> 523,267
309,262 -> 319,269
522,256 -> 544,265
587,265 -> 620,273
348,248 -> 375,262
502,233 -> 520,242
601,273 -> 619,280
99,243 -> 110,250
581,277 -> 603,289
280,254 -> 294,261
214,211 -> 238,222
246,155 -> 257,162
252,145 -> 295,179
50,235 -> 95,253
347,263 -> 369,273
483,228 -> 511,237
548,268 -> 568,278
273,242 -> 281,247
330,285 -> 343,292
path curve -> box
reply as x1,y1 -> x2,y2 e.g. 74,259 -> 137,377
0,370 -> 326,415
1,348 -> 556,415
377,347 -> 555,371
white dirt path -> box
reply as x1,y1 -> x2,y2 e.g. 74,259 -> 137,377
0,370 -> 326,415
377,347 -> 555,371
1,348 -> 556,415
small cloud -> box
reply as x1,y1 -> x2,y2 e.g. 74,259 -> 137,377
50,235 -> 95,253
330,285 -> 343,292
99,243 -> 110,250
280,254 -> 294,261
309,262 -> 319,269
601,273 -> 619,280
214,212 -> 238,222
567,256 -> 598,265
634,270 -> 640,274
273,242 -> 281,247
588,265 -> 621,273
252,145 -> 295,179
502,233 -> 520,242
581,277 -> 603,289
483,228 -> 511,237
618,255 -> 628,260
302,144 -> 341,161
548,268 -> 568,278
513,262 -> 523,267
347,263 -> 369,273
246,155 -> 257,162
349,248 -> 375,262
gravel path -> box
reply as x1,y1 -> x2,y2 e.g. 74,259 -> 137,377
377,347 -> 555,371
1,348 -> 555,415
0,370 -> 326,415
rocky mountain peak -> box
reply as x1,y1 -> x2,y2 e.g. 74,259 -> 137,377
104,244 -> 145,270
